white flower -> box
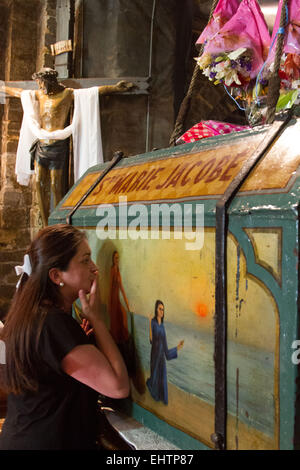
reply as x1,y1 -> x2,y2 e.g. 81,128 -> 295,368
227,47 -> 247,61
202,68 -> 211,78
214,61 -> 226,73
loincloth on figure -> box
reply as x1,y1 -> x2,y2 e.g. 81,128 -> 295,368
30,138 -> 69,171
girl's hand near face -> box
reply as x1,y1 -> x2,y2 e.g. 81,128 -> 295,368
63,276 -> 130,399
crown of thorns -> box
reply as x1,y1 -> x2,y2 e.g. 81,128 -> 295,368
32,68 -> 58,81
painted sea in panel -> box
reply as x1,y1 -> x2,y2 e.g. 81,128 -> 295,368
131,313 -> 274,437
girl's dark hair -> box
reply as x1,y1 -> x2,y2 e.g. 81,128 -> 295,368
154,300 -> 164,323
0,224 -> 86,395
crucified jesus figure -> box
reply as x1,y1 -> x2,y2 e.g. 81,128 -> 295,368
1,68 -> 134,226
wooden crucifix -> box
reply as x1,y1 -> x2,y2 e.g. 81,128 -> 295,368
1,72 -> 148,227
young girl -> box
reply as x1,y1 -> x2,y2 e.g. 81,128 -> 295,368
0,224 -> 129,450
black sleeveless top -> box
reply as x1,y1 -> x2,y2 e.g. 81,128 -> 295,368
0,310 -> 98,450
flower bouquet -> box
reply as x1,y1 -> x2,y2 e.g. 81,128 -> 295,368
196,0 -> 271,125
197,46 -> 252,88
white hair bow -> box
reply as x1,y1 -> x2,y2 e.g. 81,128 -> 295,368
15,254 -> 32,289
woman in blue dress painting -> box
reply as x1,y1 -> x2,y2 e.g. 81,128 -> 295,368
146,300 -> 184,405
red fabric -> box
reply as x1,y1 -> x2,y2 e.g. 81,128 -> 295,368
178,120 -> 250,144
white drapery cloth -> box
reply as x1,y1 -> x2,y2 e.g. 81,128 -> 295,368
15,87 -> 103,185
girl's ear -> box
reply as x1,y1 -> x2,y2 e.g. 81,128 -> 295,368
48,267 -> 62,286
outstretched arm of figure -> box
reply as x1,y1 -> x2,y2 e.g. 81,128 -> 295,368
0,85 -> 23,98
61,278 -> 129,399
98,80 -> 134,96
163,328 -> 183,361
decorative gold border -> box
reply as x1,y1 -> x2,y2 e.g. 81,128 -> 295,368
228,232 -> 279,449
245,272 -> 280,450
